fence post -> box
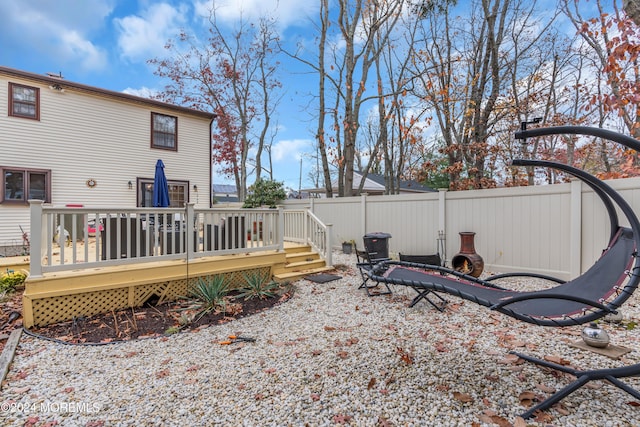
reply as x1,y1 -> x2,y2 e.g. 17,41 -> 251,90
438,189 -> 448,262
29,200 -> 43,278
325,223 -> 333,267
570,179 -> 583,277
361,193 -> 367,238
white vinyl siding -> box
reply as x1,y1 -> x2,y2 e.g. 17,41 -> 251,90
0,73 -> 212,244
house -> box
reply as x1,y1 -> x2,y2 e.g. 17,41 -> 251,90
0,66 -> 215,255
307,171 -> 436,197
213,183 -> 240,203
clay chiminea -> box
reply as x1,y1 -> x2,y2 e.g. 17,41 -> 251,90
452,232 -> 484,278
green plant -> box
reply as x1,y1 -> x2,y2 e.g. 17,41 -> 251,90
0,270 -> 27,293
189,275 -> 230,320
242,179 -> 287,208
239,270 -> 280,300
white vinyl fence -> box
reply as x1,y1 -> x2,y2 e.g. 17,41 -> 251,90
285,177 -> 640,281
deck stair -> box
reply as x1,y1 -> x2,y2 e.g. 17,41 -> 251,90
273,243 -> 333,281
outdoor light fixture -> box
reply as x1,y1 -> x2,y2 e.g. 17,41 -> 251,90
520,117 -> 542,131
48,83 -> 64,92
128,181 -> 133,190
193,184 -> 198,192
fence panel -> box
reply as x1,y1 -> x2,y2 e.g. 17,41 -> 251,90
285,176 -> 640,280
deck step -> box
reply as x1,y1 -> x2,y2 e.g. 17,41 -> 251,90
274,242 -> 329,281
274,266 -> 334,282
284,258 -> 326,271
285,251 -> 321,264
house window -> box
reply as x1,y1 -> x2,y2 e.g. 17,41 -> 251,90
1,167 -> 51,203
9,83 -> 40,120
151,113 -> 177,150
137,178 -> 188,208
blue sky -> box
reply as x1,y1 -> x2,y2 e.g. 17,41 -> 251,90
0,0 -> 321,191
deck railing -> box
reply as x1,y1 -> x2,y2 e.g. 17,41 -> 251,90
28,201 -> 301,277
283,209 -> 332,267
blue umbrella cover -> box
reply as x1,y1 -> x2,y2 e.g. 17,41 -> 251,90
153,159 -> 170,207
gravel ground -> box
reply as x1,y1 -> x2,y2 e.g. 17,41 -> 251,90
1,251 -> 640,426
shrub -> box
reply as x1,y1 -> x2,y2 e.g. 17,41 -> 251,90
239,270 -> 280,300
242,179 -> 287,208
0,270 -> 27,293
189,275 -> 230,320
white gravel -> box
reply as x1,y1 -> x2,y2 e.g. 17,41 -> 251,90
1,251 -> 640,426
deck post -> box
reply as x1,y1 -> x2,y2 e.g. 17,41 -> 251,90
29,200 -> 43,278
277,206 -> 285,251
186,203 -> 195,260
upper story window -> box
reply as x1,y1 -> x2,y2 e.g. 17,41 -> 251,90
151,112 -> 178,151
1,166 -> 51,204
9,83 -> 40,120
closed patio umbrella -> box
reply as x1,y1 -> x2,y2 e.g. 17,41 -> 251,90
153,159 -> 170,208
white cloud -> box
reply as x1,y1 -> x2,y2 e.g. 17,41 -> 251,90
0,0 -> 113,71
271,138 -> 312,162
121,86 -> 159,99
60,31 -> 107,71
115,3 -> 188,62
194,0 -> 318,29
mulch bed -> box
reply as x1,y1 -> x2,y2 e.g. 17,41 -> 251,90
0,289 -> 24,352
3,289 -> 292,346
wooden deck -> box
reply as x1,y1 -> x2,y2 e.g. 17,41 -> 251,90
17,241 -> 331,327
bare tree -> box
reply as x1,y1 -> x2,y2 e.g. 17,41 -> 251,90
149,8 -> 280,201
411,0 -> 559,189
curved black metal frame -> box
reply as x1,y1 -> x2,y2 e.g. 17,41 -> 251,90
366,126 -> 640,419
369,158 -> 639,326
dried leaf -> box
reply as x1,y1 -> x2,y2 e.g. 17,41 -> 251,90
478,414 -> 493,424
536,383 -> 556,393
453,391 -> 474,403
324,326 -> 336,331
333,414 -> 353,424
367,377 -> 377,390
155,369 -> 170,379
534,411 -> 554,423
518,391 -> 537,401
498,353 -> 521,364
513,416 -> 527,427
543,355 -> 570,365
490,415 -> 512,427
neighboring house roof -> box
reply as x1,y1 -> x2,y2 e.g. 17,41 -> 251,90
363,172 -> 436,193
213,184 -> 238,194
0,66 -> 216,120
307,171 -> 436,195
213,184 -> 239,202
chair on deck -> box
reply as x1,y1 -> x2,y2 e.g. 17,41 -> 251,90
365,131 -> 640,419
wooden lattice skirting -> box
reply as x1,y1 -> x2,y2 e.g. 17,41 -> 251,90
23,251 -> 284,327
